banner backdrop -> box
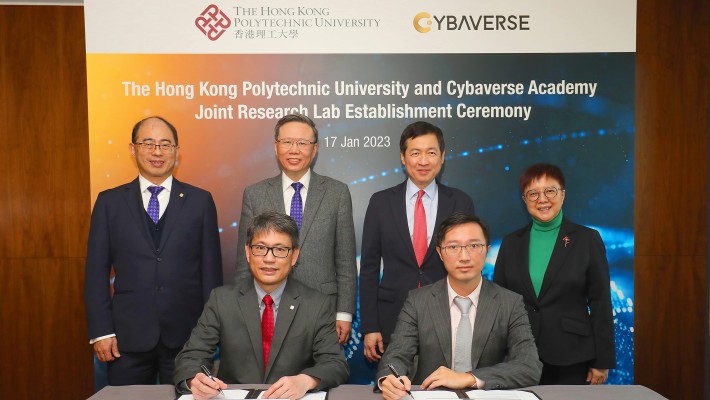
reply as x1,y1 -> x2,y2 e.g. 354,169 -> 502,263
85,0 -> 636,386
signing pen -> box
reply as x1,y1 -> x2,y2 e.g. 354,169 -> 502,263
386,363 -> 415,400
200,364 -> 225,397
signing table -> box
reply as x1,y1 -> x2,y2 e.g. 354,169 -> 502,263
88,384 -> 668,400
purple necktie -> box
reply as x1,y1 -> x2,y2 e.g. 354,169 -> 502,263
290,182 -> 304,229
147,186 -> 164,224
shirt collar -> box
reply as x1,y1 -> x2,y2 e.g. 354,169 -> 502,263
281,169 -> 311,193
138,174 -> 173,193
255,279 -> 288,305
446,276 -> 482,310
406,178 -> 437,200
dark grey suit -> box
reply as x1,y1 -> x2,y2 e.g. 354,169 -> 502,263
173,278 -> 349,391
235,171 -> 357,315
377,279 -> 542,390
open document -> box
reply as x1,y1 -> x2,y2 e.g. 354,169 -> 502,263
465,390 -> 541,400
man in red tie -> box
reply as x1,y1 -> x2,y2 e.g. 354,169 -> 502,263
174,211 -> 349,400
360,121 -> 474,364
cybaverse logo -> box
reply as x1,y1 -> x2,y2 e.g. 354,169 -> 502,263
413,11 -> 530,33
196,4 -> 230,41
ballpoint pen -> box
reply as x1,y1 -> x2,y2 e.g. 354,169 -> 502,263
387,363 -> 415,400
200,364 -> 225,397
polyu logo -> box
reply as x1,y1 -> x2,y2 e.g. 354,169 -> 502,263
196,4 -> 230,41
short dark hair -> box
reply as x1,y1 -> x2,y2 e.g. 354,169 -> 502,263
399,121 -> 445,154
131,116 -> 178,145
435,211 -> 490,247
519,163 -> 566,193
274,113 -> 318,143
246,210 -> 300,249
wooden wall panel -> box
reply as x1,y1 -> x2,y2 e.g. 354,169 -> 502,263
0,5 -> 92,400
635,0 -> 710,398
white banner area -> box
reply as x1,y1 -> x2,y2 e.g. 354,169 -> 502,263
85,0 -> 635,54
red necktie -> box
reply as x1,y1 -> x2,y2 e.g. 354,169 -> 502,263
413,189 -> 428,268
261,294 -> 274,372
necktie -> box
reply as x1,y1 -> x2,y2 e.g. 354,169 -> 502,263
261,294 -> 274,372
147,186 -> 164,224
413,189 -> 428,267
290,182 -> 304,229
453,297 -> 473,372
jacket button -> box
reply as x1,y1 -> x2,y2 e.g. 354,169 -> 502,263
157,257 -> 162,262
156,286 -> 163,292
532,306 -> 539,312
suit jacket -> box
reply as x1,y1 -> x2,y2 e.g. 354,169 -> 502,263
493,217 -> 616,369
235,171 -> 357,315
173,278 -> 349,391
84,178 -> 223,352
359,180 -> 474,343
377,279 -> 542,389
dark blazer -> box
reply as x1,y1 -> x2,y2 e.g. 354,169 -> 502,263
493,217 -> 616,369
84,178 -> 223,352
377,279 -> 542,389
235,171 -> 357,315
359,180 -> 474,343
173,278 -> 349,391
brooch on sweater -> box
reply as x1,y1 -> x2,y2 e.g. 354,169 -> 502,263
562,235 -> 571,248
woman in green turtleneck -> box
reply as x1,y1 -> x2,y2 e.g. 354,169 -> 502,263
493,163 -> 615,385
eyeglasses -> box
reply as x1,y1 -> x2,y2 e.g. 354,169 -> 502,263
275,138 -> 317,149
249,244 -> 292,258
439,243 -> 487,256
133,142 -> 179,153
523,187 -> 564,202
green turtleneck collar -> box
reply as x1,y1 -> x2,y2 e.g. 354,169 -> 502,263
532,209 -> 563,232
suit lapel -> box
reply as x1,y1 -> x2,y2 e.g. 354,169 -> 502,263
266,175 -> 286,211
158,179 -> 186,251
423,183 -> 454,264
515,226 -> 538,302
122,178 -> 154,249
391,181 -> 418,265
538,218 -> 577,299
471,280 -> 499,368
265,280 -> 300,380
236,282 -> 265,379
429,280 -> 453,367
299,171 -> 324,247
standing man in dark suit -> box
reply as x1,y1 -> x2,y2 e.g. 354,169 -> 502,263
84,116 -> 223,385
175,211 -> 348,400
360,121 -> 474,363
235,113 -> 357,344
377,212 -> 541,400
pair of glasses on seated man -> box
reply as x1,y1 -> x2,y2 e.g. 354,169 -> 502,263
249,245 -> 293,258
523,186 -> 564,202
439,243 -> 488,255
133,142 -> 179,153
275,138 -> 317,149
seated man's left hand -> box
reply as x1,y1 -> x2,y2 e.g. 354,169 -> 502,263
421,366 -> 476,390
262,374 -> 320,400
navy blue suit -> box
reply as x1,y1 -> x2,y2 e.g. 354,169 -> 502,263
84,178 -> 223,383
359,180 -> 473,344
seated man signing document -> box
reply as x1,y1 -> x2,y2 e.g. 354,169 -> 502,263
378,212 -> 541,400
174,211 -> 349,400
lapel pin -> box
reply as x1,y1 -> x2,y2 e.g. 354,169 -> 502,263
290,305 -> 294,310
179,193 -> 184,198
562,236 -> 571,248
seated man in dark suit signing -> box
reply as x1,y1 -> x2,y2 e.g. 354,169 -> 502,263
174,211 -> 349,400
378,212 -> 541,400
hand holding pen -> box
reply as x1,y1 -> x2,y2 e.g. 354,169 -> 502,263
386,363 -> 415,400
194,364 -> 226,398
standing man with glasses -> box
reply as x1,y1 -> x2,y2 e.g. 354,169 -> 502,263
85,116 -> 223,385
235,113 -> 357,345
377,212 -> 541,400
175,211 -> 348,400
360,121 -> 474,364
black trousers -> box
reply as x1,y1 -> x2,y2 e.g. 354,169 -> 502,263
539,361 -> 591,385
107,339 -> 181,386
